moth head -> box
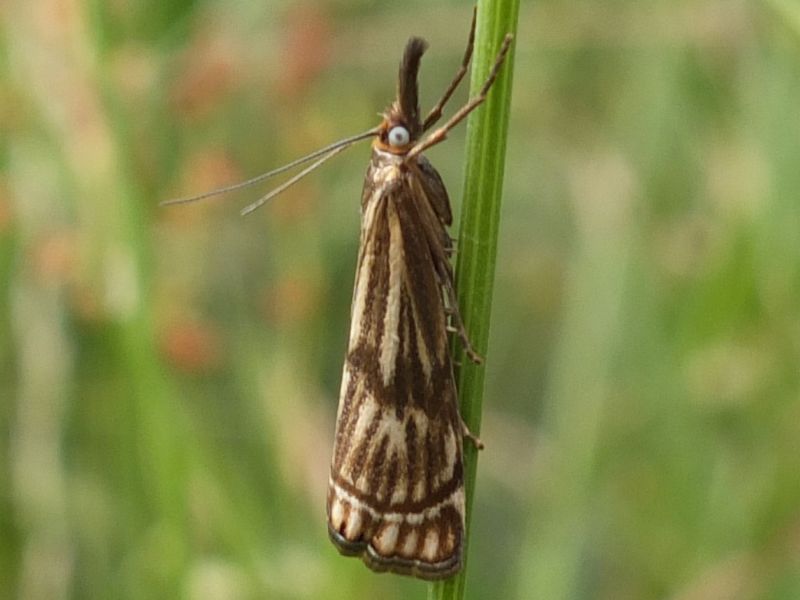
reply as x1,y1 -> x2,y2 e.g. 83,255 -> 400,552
374,36 -> 427,155
375,111 -> 415,153
387,125 -> 410,147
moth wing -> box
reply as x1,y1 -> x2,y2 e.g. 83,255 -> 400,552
327,166 -> 464,580
416,155 -> 452,227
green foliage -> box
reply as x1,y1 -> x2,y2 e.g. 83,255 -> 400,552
430,0 -> 519,599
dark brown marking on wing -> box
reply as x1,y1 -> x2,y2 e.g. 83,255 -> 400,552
370,433 -> 391,502
405,416 -> 419,497
344,403 -> 383,485
361,199 -> 390,355
332,464 -> 462,514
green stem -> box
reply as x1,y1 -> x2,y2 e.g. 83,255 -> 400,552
430,1 -> 519,599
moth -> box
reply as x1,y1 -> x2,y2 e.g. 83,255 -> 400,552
164,11 -> 512,581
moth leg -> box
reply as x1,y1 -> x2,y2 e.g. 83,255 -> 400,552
422,7 -> 476,132
461,420 -> 484,450
443,236 -> 458,257
407,34 -> 513,161
440,267 -> 483,364
448,302 -> 482,364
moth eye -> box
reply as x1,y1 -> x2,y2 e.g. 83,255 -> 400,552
388,126 -> 410,147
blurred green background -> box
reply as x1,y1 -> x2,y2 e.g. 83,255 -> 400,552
3,0 -> 800,598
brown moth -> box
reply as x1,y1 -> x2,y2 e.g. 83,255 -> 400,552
163,10 -> 512,581
326,21 -> 511,580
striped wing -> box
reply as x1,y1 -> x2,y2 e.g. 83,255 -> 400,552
326,151 -> 464,580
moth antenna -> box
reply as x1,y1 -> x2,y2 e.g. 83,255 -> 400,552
161,127 -> 379,207
240,143 -> 347,215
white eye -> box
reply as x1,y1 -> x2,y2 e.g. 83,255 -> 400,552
388,126 -> 410,147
